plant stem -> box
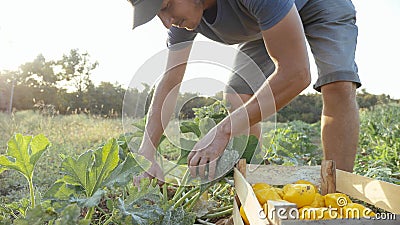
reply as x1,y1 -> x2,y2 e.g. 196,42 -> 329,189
172,169 -> 190,202
173,186 -> 200,209
28,177 -> 35,208
196,218 -> 215,225
85,207 -> 94,220
187,193 -> 201,211
211,183 -> 222,196
210,183 -> 230,201
183,192 -> 200,209
209,205 -> 233,213
202,207 -> 233,219
163,183 -> 168,203
187,182 -> 214,211
103,214 -> 113,225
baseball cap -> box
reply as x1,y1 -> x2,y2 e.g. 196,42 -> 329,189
128,0 -> 163,29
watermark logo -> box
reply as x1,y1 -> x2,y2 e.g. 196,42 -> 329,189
259,200 -> 397,221
336,196 -> 348,207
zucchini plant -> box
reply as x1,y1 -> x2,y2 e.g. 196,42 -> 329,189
0,134 -> 50,209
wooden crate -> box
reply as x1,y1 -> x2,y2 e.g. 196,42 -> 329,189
233,159 -> 399,225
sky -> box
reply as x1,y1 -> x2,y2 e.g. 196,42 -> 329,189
1,0 -> 400,98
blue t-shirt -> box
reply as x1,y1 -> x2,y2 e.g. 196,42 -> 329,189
167,0 -> 308,47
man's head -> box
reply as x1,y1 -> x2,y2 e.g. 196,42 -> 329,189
128,0 -> 206,30
128,0 -> 163,29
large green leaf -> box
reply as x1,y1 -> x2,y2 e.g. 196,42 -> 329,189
0,166 -> 6,174
117,179 -> 164,225
162,206 -> 196,225
238,135 -> 260,164
13,204 -> 57,225
125,179 -> 162,206
198,117 -> 216,137
74,189 -> 107,208
90,139 -> 120,195
180,121 -> 201,138
0,134 -> 50,180
176,138 -> 197,165
61,150 -> 93,188
54,204 -> 90,225
103,153 -> 151,188
117,200 -> 164,225
60,138 -> 119,197
44,181 -> 76,200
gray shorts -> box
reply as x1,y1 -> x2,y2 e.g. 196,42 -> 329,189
226,0 -> 361,94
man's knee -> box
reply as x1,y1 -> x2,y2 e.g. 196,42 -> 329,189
321,81 -> 357,104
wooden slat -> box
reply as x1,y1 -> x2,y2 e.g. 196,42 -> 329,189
336,169 -> 400,214
237,159 -> 247,178
246,165 -> 321,186
234,168 -> 269,225
233,197 -> 245,225
320,160 -> 336,195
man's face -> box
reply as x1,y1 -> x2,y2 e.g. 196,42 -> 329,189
157,0 -> 204,30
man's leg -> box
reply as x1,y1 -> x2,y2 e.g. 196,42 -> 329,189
321,81 -> 359,172
299,0 -> 360,171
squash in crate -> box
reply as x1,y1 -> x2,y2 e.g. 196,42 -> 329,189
233,159 -> 400,225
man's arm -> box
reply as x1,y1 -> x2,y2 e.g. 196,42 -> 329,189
137,44 -> 192,182
225,4 -> 311,134
188,5 -> 311,180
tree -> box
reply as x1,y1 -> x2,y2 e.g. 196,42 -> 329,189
56,49 -> 98,110
19,54 -> 60,107
19,54 -> 59,88
88,82 -> 125,116
57,49 -> 98,93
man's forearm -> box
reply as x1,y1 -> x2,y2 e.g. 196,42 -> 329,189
220,67 -> 310,137
139,45 -> 192,160
140,65 -> 187,158
220,5 -> 311,137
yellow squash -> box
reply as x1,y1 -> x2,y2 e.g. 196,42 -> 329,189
324,193 -> 352,208
240,206 -> 250,225
341,203 -> 376,218
310,193 -> 325,208
283,184 -> 316,208
252,183 -> 271,191
254,188 -> 282,205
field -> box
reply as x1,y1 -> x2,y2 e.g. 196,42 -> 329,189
0,103 -> 399,224
0,111 -> 123,202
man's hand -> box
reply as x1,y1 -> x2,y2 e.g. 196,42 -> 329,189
134,159 -> 165,187
134,144 -> 165,187
187,124 -> 231,181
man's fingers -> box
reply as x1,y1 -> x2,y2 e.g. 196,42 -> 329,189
134,173 -> 146,188
208,159 -> 217,181
187,150 -> 195,164
189,154 -> 200,178
198,157 -> 209,179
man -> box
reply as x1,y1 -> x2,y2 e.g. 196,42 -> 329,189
128,0 -> 361,182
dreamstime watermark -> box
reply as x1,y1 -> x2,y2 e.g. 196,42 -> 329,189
122,41 -> 277,185
263,207 -> 396,220
256,197 -> 397,221
336,196 -> 348,207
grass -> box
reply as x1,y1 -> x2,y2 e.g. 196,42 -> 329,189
0,110 -> 123,202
